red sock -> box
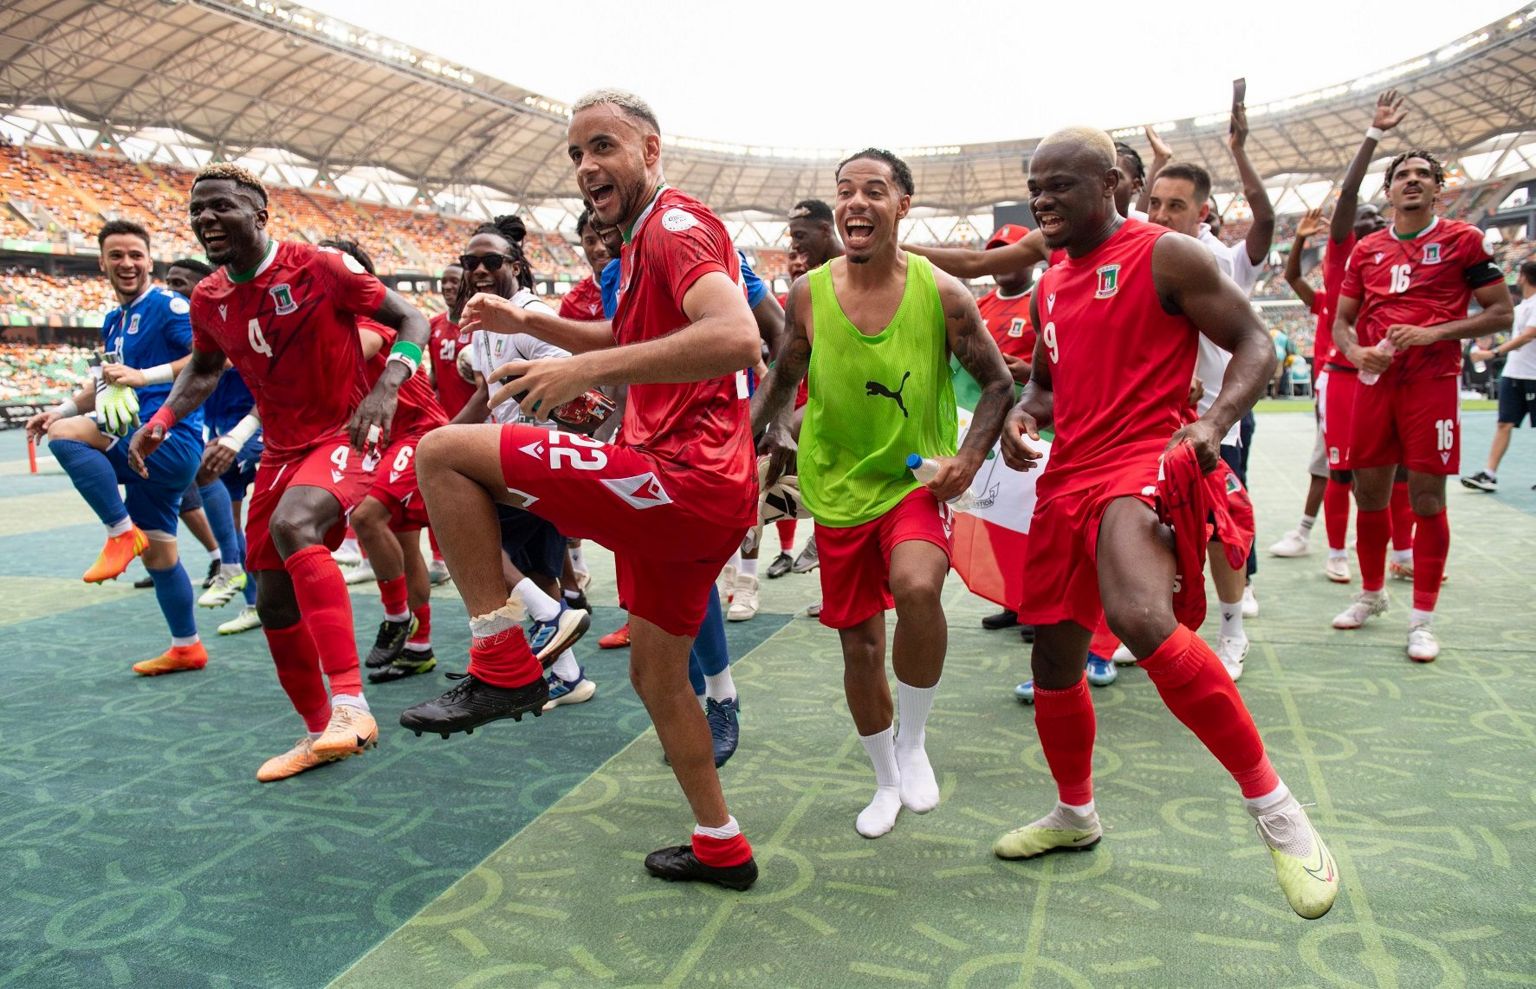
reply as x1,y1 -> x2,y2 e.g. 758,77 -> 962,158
409,603 -> 432,645
263,622 -> 330,732
284,544 -> 363,696
1034,677 -> 1096,805
1412,510 -> 1449,611
378,574 -> 409,617
1323,479 -> 1351,551
1390,481 -> 1415,553
427,526 -> 441,559
1140,626 -> 1279,798
466,625 -> 541,688
692,831 -> 754,867
1355,507 -> 1391,593
775,519 -> 798,550
1089,617 -> 1120,660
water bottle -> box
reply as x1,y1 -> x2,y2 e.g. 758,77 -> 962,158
1357,339 -> 1398,387
907,453 -> 977,511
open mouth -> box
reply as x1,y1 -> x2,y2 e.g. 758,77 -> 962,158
473,274 -> 496,291
843,217 -> 875,247
201,229 -> 229,252
1036,213 -> 1064,237
587,183 -> 615,211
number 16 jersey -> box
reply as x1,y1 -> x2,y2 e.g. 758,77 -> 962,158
191,241 -> 386,462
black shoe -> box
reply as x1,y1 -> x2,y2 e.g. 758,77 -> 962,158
765,552 -> 793,579
562,591 -> 591,613
368,648 -> 437,684
1459,471 -> 1497,492
706,697 -> 740,768
399,672 -> 549,737
203,558 -> 220,589
644,844 -> 757,891
133,575 -> 154,589
365,616 -> 417,668
981,609 -> 1019,630
1018,624 -> 1036,643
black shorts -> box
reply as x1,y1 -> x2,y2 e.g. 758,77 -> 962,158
496,503 -> 566,579
1497,376 -> 1536,427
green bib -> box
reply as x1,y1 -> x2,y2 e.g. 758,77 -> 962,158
799,253 -> 957,528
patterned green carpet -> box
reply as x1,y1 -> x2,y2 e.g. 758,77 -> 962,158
1,417 -> 1533,989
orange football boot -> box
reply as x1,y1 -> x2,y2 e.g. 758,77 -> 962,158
256,737 -> 336,783
598,623 -> 631,649
83,526 -> 149,583
132,642 -> 209,676
311,704 -> 379,759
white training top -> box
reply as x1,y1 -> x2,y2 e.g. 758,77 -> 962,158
1195,224 -> 1267,446
1503,295 -> 1536,380
468,289 -> 571,424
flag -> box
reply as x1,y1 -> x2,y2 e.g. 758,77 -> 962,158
951,402 -> 1050,610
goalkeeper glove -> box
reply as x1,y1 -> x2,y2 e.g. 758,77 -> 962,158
98,384 -> 140,437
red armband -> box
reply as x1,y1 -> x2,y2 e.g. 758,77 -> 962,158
147,407 -> 178,432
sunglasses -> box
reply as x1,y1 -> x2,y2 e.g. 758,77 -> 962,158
458,253 -> 520,272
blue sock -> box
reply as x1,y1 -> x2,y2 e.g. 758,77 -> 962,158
148,561 -> 199,640
198,482 -> 240,565
688,584 -> 731,696
234,513 -> 257,605
52,438 -> 129,529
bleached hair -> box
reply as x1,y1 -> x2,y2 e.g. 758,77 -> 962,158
1034,127 -> 1117,172
571,89 -> 660,134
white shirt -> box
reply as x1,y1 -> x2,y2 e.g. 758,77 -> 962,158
1194,225 -> 1267,446
468,289 -> 571,424
1503,296 -> 1536,380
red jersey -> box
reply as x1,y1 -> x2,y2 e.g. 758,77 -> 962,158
1341,217 -> 1500,384
427,311 -> 476,417
613,187 -> 756,526
976,287 -> 1035,362
361,319 -> 448,437
1312,233 -> 1356,370
191,241 -> 384,463
1033,219 -> 1196,501
559,276 -> 606,322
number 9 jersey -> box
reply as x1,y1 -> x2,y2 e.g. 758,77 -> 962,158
190,241 -> 386,463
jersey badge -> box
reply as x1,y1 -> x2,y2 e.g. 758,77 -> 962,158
603,472 -> 674,510
1374,252 -> 1383,263
1422,243 -> 1441,265
127,313 -> 141,335
218,304 -> 228,322
169,295 -> 190,315
662,208 -> 698,233
1008,318 -> 1026,338
1094,265 -> 1121,299
270,284 -> 298,315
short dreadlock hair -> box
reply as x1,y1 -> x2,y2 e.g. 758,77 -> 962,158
192,162 -> 268,206
467,215 -> 534,293
1382,149 -> 1446,192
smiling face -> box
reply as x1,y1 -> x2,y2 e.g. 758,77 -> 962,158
1026,143 -> 1118,252
788,216 -> 840,268
188,178 -> 267,268
1147,176 -> 1208,238
833,157 -> 910,265
98,233 -> 152,303
578,223 -> 611,272
567,103 -> 661,230
461,233 -> 519,299
439,264 -> 463,307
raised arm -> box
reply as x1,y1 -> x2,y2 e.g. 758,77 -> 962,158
1284,208 -> 1323,308
1228,103 -> 1273,266
1137,124 -> 1173,215
1331,91 -> 1406,243
905,231 -> 1048,280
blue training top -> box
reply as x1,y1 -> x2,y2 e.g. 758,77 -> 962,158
599,249 -> 768,320
101,286 -> 203,437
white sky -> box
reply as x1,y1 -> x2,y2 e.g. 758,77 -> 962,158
307,0 -> 1524,149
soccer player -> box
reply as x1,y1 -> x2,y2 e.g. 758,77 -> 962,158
559,207 -> 610,323
426,263 -> 473,418
1464,259 -> 1536,491
755,149 -> 1012,838
398,90 -> 762,888
1330,149 -> 1512,660
128,162 -> 433,781
993,128 -> 1338,920
26,220 -> 208,676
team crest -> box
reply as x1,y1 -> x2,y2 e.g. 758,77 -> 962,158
1007,317 -> 1026,338
1094,265 -> 1120,299
270,283 -> 297,315
127,313 -> 141,335
1422,242 -> 1441,264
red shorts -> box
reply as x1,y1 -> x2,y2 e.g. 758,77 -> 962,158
245,439 -> 377,571
498,424 -> 749,637
814,487 -> 952,630
1319,366 -> 1359,470
1016,478 -> 1157,632
1350,374 -> 1460,475
367,432 -> 432,530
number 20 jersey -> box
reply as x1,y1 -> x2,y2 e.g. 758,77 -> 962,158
191,241 -> 386,462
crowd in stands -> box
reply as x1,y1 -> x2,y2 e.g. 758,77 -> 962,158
0,268 -> 112,320
0,341 -> 93,402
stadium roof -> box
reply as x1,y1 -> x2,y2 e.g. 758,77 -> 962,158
3,0 -> 1536,219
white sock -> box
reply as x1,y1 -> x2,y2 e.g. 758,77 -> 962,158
306,729 -> 324,740
1391,548 -> 1413,565
728,550 -> 743,570
339,537 -> 359,555
1328,547 -> 1347,560
404,641 -> 432,654
694,815 -> 740,840
1243,780 -> 1292,816
857,728 -> 903,838
383,606 -> 410,622
332,693 -> 370,713
562,588 -> 583,602
208,548 -> 221,563
219,563 -> 243,578
1485,468 -> 1498,481
468,598 -> 526,640
1409,608 -> 1434,627
569,544 -> 587,572
738,557 -> 758,578
171,634 -> 199,648
549,648 -> 580,681
107,517 -> 133,537
894,680 -> 940,813
1297,514 -> 1315,536
1032,800 -> 1098,830
515,578 -> 561,622
1219,602 -> 1244,640
704,668 -> 736,703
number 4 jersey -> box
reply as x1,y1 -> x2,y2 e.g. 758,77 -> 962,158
190,241 -> 385,462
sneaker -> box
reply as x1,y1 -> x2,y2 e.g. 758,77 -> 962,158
1460,470 -> 1497,492
717,564 -> 737,605
1018,624 -> 1036,643
1085,655 -> 1118,687
427,558 -> 451,585
131,642 -> 208,676
643,844 -> 757,891
706,697 -> 740,767
727,574 -> 759,621
993,811 -> 1103,860
528,603 -> 591,663
332,543 -> 362,567
133,574 -> 154,589
1389,558 -> 1414,581
368,647 -> 438,683
1268,530 -> 1311,557
201,558 -> 220,589
83,526 -> 148,583
598,623 -> 631,649
400,672 -> 549,736
197,568 -> 246,608
982,609 -> 1020,630
1406,623 -> 1440,662
256,737 -> 336,783
765,552 -> 794,579
1216,635 -> 1249,681
1241,584 -> 1259,619
311,704 -> 379,759
1014,680 -> 1035,704
542,668 -> 597,710
1332,589 -> 1388,630
217,605 -> 262,635
805,601 -> 823,618
791,535 -> 819,574
1111,643 -> 1137,666
1324,557 -> 1351,583
365,615 -> 417,669
1252,796 -> 1338,919
343,559 -> 375,585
